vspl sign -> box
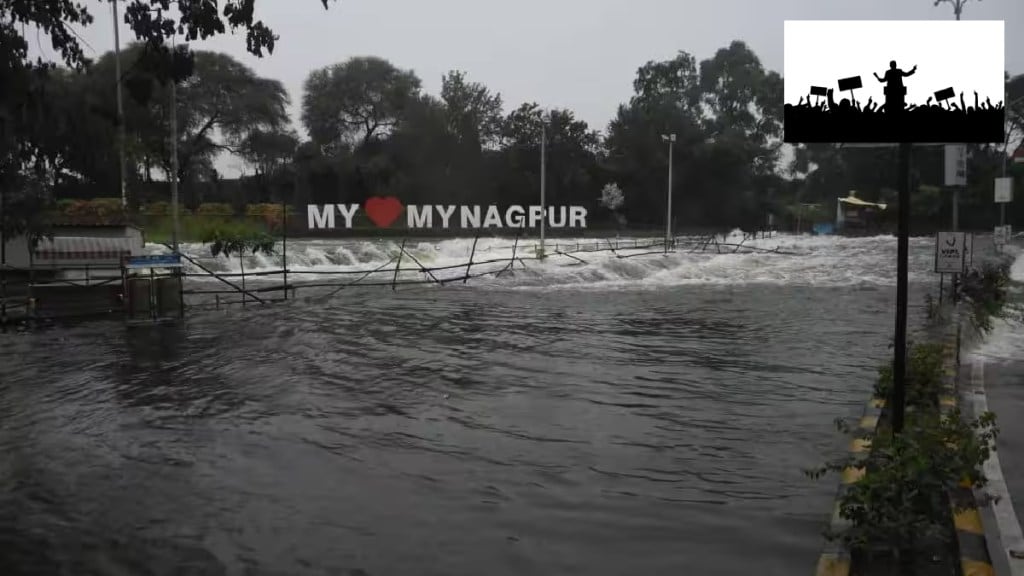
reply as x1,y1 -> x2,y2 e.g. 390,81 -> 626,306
934,231 -> 967,273
308,197 -> 588,230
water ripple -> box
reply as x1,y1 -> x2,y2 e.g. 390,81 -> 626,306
0,275 -> 939,576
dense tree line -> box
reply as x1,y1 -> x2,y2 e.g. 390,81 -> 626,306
2,1 -> 1022,236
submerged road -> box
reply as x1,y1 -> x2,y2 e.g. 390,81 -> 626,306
0,235 -> 942,575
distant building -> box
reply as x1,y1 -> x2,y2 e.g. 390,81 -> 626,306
836,191 -> 887,234
2,221 -> 145,272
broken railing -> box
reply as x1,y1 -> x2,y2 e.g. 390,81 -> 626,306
178,232 -> 806,311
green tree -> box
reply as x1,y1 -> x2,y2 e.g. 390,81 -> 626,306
241,129 -> 300,178
144,49 -> 291,185
441,70 -> 504,150
301,56 -> 422,151
0,0 -> 335,225
496,103 -> 601,209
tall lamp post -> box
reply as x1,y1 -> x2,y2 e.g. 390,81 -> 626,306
661,133 -> 676,253
540,115 -> 547,259
170,36 -> 180,255
112,0 -> 128,210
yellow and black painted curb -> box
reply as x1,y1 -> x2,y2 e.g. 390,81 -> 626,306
939,322 -> 996,576
815,313 -> 994,576
814,394 -> 885,576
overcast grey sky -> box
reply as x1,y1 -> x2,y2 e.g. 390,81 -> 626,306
57,0 -> 1024,175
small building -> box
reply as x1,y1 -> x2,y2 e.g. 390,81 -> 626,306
836,191 -> 887,234
2,222 -> 144,271
1,221 -> 146,320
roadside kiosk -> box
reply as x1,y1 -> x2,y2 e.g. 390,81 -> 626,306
121,254 -> 185,324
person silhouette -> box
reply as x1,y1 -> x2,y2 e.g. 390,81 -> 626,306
874,61 -> 917,112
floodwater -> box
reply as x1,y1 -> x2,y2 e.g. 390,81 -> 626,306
0,233 -> 958,576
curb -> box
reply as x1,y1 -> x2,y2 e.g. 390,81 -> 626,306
814,394 -> 886,576
966,349 -> 1024,576
814,310 -> 995,576
940,313 -> 996,576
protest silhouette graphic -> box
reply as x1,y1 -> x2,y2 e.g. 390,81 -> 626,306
875,61 -> 916,113
784,58 -> 1005,143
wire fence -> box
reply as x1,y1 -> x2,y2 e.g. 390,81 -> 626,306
1,229 -> 797,322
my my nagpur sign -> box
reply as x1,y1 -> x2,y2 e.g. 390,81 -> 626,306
307,197 -> 588,230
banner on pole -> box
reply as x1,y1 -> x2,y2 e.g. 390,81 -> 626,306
945,145 -> 967,187
934,231 -> 967,273
995,177 -> 1013,203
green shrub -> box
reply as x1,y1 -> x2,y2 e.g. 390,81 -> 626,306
244,203 -> 296,233
195,203 -> 235,217
809,409 -> 997,563
142,201 -> 171,216
201,221 -> 276,258
873,342 -> 945,409
58,198 -> 125,222
960,262 -> 1019,334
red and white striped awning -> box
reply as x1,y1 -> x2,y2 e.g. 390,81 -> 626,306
34,236 -> 135,262
1014,147 -> 1024,163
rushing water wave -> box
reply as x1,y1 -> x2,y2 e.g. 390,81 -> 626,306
0,233 -> 995,575
157,232 -> 940,291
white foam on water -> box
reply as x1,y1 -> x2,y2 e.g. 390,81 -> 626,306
148,232 -> 942,290
968,245 -> 1024,364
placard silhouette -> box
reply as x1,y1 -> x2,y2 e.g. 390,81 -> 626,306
785,58 -> 1005,143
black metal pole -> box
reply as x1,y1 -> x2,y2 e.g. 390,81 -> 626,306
464,235 -> 479,284
892,142 -> 912,435
282,198 -> 288,300
1,184 -> 6,328
392,239 -> 405,291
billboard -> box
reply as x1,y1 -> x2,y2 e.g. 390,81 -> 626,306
784,20 -> 1005,143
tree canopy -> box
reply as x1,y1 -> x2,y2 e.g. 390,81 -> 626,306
2,2 -> 1022,235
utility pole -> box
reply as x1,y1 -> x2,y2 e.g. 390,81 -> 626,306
540,118 -> 546,259
892,142 -> 912,434
170,37 -> 180,254
112,0 -> 128,210
661,134 -> 676,252
1,186 -> 6,327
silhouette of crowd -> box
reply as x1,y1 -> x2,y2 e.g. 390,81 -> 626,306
783,61 -> 1006,143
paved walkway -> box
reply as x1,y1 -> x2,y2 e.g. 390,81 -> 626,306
966,244 -> 1024,574
967,354 -> 1024,576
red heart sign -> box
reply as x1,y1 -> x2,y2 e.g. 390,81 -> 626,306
364,196 -> 404,228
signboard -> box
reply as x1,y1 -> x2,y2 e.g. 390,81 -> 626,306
308,199 -> 589,230
934,231 -> 966,273
124,254 -> 183,269
945,145 -> 967,187
783,21 -> 1006,144
995,177 -> 1013,203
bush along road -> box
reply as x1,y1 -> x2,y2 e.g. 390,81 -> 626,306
810,260 -> 1018,576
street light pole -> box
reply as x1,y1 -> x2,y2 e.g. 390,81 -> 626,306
112,0 -> 128,211
661,134 -> 677,253
540,117 -> 546,259
892,142 -> 912,434
170,37 -> 180,254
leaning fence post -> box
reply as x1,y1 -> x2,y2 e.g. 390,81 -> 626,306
393,239 -> 406,291
240,254 -> 247,307
506,233 -> 520,275
464,235 -> 479,284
